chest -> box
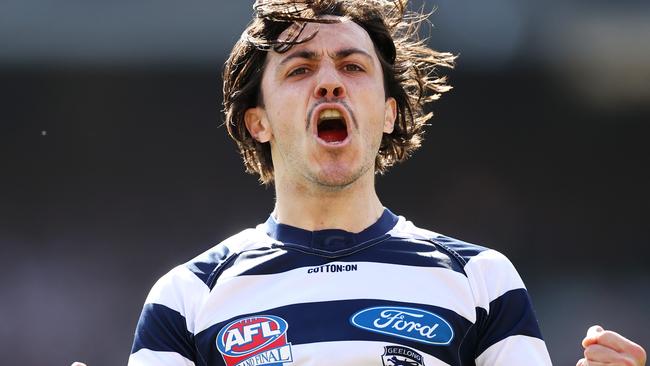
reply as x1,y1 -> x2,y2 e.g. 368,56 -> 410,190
190,254 -> 477,366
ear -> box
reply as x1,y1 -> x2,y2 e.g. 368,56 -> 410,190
383,97 -> 397,134
244,107 -> 272,143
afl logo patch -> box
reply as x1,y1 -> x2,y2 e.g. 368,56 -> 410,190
350,306 -> 454,345
216,315 -> 293,366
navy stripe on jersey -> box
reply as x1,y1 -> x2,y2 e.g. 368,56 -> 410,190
454,288 -> 545,365
182,213 -> 487,286
278,234 -> 392,258
132,303 -> 196,362
194,299 -> 473,366
474,288 -> 544,356
218,237 -> 468,278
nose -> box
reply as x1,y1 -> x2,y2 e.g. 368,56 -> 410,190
313,67 -> 346,99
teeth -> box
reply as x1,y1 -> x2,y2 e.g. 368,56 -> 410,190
319,109 -> 343,120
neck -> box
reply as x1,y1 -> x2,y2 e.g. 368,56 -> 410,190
272,172 -> 385,233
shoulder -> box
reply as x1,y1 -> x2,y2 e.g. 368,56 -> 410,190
388,214 -> 526,307
143,226 -> 276,321
388,214 -> 504,266
183,226 -> 276,286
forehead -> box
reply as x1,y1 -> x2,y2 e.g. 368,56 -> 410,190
268,17 -> 377,64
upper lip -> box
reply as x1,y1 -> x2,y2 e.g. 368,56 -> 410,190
310,102 -> 351,139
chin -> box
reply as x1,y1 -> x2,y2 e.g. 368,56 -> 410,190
309,165 -> 369,191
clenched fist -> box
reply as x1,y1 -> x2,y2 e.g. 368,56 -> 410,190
577,325 -> 646,366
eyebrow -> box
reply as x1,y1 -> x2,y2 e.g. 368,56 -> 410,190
332,47 -> 373,61
278,47 -> 373,67
278,50 -> 320,66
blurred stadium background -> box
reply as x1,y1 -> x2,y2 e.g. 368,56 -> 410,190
1,0 -> 649,364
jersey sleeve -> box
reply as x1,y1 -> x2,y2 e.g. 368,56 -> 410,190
464,249 -> 552,365
128,265 -> 209,366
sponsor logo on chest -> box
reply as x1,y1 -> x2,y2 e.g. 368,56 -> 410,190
216,315 -> 293,366
306,263 -> 358,274
350,306 -> 454,345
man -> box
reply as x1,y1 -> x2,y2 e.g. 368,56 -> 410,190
76,1 -> 646,365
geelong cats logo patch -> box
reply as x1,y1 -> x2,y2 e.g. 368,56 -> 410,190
216,315 -> 293,366
382,345 -> 425,366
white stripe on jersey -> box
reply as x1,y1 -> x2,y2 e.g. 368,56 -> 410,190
475,335 -> 552,365
387,216 -> 442,240
144,265 -> 209,334
291,340 -> 451,365
464,249 -> 526,313
128,349 -> 195,366
194,261 -> 474,334
220,227 -> 278,253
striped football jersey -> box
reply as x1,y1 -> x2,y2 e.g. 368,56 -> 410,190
129,209 -> 551,365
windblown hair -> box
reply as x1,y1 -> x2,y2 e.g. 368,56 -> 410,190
223,0 -> 455,184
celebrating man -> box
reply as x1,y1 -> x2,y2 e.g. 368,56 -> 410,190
77,1 -> 646,365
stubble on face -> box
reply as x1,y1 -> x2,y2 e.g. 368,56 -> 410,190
297,109 -> 380,193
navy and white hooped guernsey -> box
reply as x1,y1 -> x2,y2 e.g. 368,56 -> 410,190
129,209 -> 552,365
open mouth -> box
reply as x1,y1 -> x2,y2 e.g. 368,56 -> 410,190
317,109 -> 348,143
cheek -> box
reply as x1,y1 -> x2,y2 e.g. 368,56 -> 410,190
267,83 -> 309,116
352,85 -> 388,123
270,106 -> 284,123
350,75 -> 387,103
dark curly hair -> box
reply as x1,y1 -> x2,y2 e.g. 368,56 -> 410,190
223,0 -> 455,184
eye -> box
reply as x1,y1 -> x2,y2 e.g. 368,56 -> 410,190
288,67 -> 310,77
343,64 -> 364,72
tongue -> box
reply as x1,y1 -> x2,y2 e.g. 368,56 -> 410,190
319,129 -> 347,143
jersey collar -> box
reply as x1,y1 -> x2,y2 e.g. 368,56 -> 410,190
264,208 -> 398,254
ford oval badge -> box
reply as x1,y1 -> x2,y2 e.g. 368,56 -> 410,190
350,306 -> 454,345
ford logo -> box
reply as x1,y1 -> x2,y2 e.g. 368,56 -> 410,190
350,306 -> 454,345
